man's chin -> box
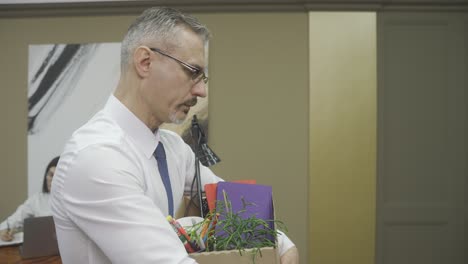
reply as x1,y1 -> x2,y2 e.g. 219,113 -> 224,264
168,111 -> 187,125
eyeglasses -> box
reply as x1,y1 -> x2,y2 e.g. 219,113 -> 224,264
149,47 -> 208,84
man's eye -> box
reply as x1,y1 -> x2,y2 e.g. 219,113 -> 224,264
192,70 -> 201,78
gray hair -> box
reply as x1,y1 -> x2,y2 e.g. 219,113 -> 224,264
120,7 -> 211,70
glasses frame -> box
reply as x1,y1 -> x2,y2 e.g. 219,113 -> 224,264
149,47 -> 208,84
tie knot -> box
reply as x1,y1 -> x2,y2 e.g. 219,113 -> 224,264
155,142 -> 166,159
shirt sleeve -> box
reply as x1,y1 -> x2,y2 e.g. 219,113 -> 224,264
277,230 -> 296,256
61,144 -> 196,264
0,194 -> 38,231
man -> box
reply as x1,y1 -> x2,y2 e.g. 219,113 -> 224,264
51,7 -> 298,263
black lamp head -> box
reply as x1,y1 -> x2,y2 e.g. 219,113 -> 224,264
191,115 -> 221,167
197,143 -> 221,167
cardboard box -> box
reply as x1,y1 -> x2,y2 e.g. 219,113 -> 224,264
183,183 -> 280,263
190,247 -> 279,264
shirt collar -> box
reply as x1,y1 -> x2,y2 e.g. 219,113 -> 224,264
104,94 -> 159,159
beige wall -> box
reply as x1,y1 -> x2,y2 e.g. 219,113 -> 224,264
0,12 -> 309,263
309,12 -> 376,264
201,13 -> 309,264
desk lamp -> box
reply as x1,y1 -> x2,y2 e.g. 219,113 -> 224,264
191,115 -> 220,218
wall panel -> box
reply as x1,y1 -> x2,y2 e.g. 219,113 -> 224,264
309,12 -> 377,264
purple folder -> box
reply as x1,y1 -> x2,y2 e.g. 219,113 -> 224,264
215,182 -> 275,244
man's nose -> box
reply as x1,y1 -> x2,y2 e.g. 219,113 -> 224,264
191,80 -> 207,98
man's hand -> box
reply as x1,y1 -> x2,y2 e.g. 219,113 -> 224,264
0,229 -> 14,242
280,246 -> 299,264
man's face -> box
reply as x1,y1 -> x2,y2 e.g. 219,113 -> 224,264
142,27 -> 207,126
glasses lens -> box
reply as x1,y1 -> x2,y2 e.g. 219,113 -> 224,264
192,70 -> 208,84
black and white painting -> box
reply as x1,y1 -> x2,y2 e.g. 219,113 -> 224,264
28,42 -> 209,195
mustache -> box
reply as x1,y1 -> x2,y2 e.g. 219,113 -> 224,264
184,98 -> 197,107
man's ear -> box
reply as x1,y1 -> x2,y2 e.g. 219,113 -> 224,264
133,46 -> 152,78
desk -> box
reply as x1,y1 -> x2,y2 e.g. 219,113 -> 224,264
0,246 -> 61,264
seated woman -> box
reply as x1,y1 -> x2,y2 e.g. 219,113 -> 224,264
0,156 -> 59,241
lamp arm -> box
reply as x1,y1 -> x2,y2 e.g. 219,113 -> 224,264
194,156 -> 204,218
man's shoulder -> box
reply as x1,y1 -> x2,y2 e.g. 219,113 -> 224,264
66,111 -> 126,152
60,111 -> 146,169
159,128 -> 180,138
159,128 -> 186,146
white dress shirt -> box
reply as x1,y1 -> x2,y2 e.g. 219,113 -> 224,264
51,95 -> 294,263
0,192 -> 51,231
51,95 -> 222,264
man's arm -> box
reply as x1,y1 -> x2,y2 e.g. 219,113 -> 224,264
280,246 -> 299,264
59,145 -> 196,263
277,230 -> 299,263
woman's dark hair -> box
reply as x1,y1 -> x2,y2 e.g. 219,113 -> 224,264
42,156 -> 60,193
